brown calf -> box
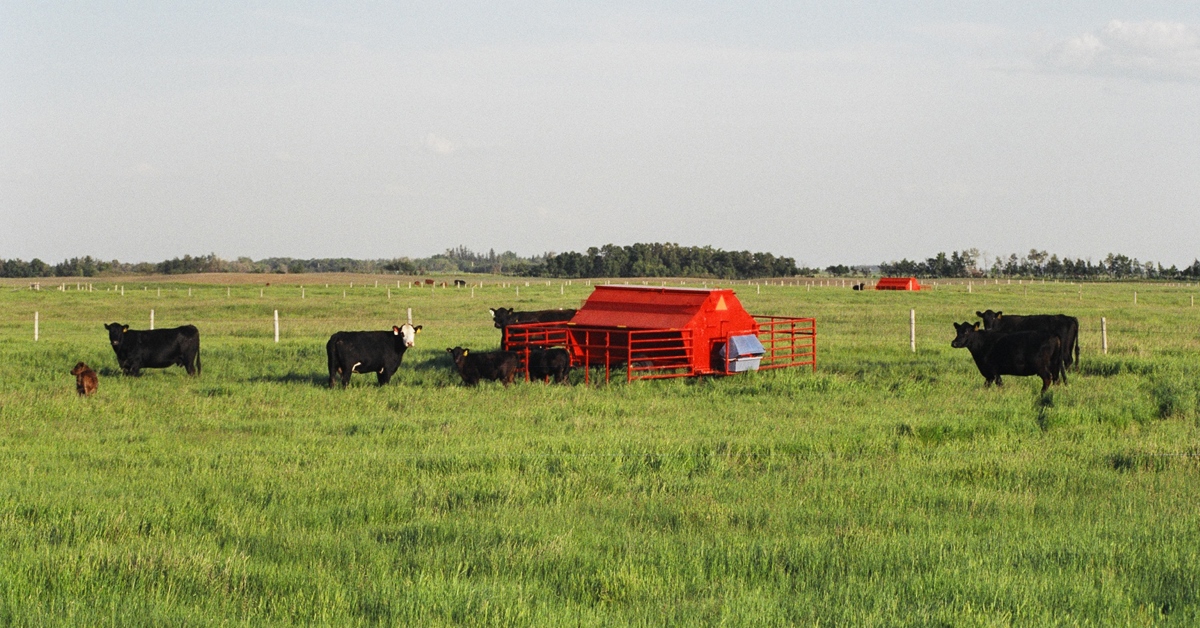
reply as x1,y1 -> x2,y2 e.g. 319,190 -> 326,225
71,362 -> 98,396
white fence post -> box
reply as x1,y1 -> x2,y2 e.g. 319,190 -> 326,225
150,309 -> 155,330
34,312 -> 39,341
274,310 -> 279,343
407,308 -> 413,326
1102,317 -> 1108,355
910,309 -> 916,353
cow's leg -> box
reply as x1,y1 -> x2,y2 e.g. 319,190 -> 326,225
340,367 -> 352,388
1039,371 -> 1052,393
184,356 -> 197,376
377,368 -> 392,385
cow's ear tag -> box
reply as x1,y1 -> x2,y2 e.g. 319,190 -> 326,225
973,322 -> 979,330
463,349 -> 468,356
415,326 -> 422,333
122,326 -> 128,333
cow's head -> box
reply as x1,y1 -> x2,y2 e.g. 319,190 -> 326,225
951,321 -> 980,348
104,322 -> 129,347
393,323 -> 422,348
489,307 -> 514,329
975,310 -> 1002,329
446,346 -> 468,366
71,362 -> 90,376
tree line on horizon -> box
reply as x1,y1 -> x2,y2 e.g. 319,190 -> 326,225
2,245 -> 1198,281
870,248 -> 1200,281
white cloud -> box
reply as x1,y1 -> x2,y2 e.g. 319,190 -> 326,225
1045,20 -> 1200,81
422,133 -> 458,155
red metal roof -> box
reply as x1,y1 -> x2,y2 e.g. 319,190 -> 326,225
571,285 -> 758,331
875,277 -> 922,291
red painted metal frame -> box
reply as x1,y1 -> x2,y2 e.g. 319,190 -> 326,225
754,316 -> 817,373
503,315 -> 816,384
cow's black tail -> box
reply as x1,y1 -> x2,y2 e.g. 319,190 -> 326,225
195,347 -> 202,376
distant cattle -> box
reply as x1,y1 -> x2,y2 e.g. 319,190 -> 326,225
489,307 -> 577,329
413,281 -> 422,287
104,323 -> 201,376
71,362 -> 98,396
951,322 -> 1064,393
454,279 -> 467,287
851,282 -> 866,291
525,347 -> 572,383
446,347 -> 519,386
326,324 -> 421,388
976,310 -> 1080,371
424,279 -> 435,286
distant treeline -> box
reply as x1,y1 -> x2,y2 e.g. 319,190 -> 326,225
873,249 -> 1200,280
3,245 -> 1198,281
0,244 -> 814,280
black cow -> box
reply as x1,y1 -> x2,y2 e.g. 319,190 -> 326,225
454,279 -> 468,287
326,323 -> 421,388
489,307 -> 576,329
104,323 -> 201,376
951,322 -> 1064,393
525,347 -> 572,383
976,309 -> 1080,371
446,347 -> 519,386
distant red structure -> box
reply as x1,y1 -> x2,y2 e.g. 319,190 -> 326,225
875,277 -> 922,291
503,285 -> 816,383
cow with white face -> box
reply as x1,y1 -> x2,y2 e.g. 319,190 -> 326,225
325,323 -> 422,388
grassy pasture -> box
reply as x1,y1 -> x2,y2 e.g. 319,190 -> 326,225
1,275 -> 1199,625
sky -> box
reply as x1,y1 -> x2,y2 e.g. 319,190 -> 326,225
2,2 -> 1199,268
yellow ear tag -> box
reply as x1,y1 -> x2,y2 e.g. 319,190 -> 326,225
463,349 -> 468,356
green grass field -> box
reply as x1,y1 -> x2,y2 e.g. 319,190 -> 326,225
1,276 -> 1198,625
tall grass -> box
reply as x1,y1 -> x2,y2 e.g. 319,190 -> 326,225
1,277 -> 1198,624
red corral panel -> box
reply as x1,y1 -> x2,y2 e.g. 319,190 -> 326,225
875,277 -> 922,291
504,284 -> 816,383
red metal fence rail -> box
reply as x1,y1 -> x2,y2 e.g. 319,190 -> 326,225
504,315 -> 816,384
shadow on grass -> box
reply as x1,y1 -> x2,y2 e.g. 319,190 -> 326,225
249,372 -> 330,388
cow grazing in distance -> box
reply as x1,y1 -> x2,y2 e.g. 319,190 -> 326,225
454,279 -> 467,287
526,347 -> 572,384
446,347 -> 519,386
424,279 -> 435,286
489,307 -> 577,330
976,310 -> 1080,371
852,282 -> 866,291
105,323 -> 201,376
71,362 -> 99,396
326,323 -> 421,388
951,322 -> 1064,393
